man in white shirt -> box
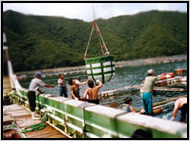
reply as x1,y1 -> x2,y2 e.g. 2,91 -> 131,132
142,69 -> 158,116
28,72 -> 55,119
57,74 -> 67,97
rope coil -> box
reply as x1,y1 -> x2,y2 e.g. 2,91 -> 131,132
21,112 -> 48,133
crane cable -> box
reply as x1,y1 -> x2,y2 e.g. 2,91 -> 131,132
84,5 -> 110,59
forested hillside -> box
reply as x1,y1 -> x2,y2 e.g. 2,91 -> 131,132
3,10 -> 187,72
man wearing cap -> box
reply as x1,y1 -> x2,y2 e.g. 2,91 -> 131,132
28,72 -> 55,119
142,69 -> 158,115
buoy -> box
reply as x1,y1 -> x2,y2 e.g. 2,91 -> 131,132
165,72 -> 175,79
158,72 -> 174,80
176,68 -> 187,75
158,73 -> 166,80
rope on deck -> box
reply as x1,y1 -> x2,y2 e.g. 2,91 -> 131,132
21,112 -> 48,133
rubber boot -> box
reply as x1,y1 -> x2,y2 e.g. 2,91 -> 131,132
31,112 -> 40,120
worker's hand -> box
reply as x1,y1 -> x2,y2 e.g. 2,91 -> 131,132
105,51 -> 110,56
140,109 -> 145,114
96,80 -> 101,83
74,97 -> 79,100
36,90 -> 44,95
170,117 -> 175,121
36,91 -> 40,95
81,97 -> 86,101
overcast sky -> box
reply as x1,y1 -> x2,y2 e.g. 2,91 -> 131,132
3,3 -> 187,22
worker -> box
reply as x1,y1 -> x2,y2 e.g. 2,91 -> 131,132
121,97 -> 135,112
170,97 -> 187,122
57,74 -> 67,97
28,72 -> 55,119
68,78 -> 88,100
142,69 -> 158,115
82,79 -> 103,104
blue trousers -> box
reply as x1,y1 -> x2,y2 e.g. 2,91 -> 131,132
142,92 -> 153,115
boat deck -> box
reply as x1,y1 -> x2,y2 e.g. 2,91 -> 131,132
3,104 -> 67,138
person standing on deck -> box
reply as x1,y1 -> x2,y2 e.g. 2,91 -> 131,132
142,69 -> 158,115
28,72 -> 55,119
57,74 -> 67,97
170,97 -> 187,122
82,79 -> 103,104
68,78 -> 88,100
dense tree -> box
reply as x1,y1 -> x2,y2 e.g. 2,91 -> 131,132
3,10 -> 187,72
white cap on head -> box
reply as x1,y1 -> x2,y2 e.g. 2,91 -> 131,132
147,69 -> 154,75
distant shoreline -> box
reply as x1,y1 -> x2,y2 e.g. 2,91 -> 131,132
114,55 -> 187,67
16,55 -> 187,75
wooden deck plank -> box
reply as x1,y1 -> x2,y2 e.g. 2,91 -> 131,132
3,103 -> 67,138
33,132 -> 63,138
6,109 -> 31,118
3,115 -> 14,123
3,104 -> 24,111
46,134 -> 67,138
15,117 -> 41,128
24,124 -> 66,138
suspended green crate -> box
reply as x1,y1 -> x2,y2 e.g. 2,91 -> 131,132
85,56 -> 115,83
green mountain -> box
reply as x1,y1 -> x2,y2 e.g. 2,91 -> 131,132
3,10 -> 187,72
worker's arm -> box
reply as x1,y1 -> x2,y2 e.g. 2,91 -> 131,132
77,80 -> 88,86
82,89 -> 89,100
36,88 -> 44,94
96,80 -> 103,89
44,84 -> 55,87
170,101 -> 179,120
38,80 -> 55,88
70,90 -> 77,100
156,75 -> 161,81
130,106 -> 136,112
